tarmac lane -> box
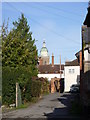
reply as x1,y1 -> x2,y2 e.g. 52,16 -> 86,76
2,92 -> 84,119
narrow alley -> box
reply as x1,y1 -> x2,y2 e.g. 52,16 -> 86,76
2,92 -> 82,119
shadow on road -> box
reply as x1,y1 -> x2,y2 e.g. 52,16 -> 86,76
44,92 -> 86,120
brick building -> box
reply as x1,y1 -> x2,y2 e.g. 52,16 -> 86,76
81,1 -> 90,113
38,41 -> 64,93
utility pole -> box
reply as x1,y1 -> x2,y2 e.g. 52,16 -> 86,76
59,55 -> 61,93
60,55 -> 61,79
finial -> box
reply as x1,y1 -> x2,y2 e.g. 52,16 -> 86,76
43,40 -> 46,47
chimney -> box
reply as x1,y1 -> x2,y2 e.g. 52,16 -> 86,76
52,53 -> 54,67
39,57 -> 43,65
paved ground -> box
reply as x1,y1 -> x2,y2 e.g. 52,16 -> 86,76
2,92 -> 82,119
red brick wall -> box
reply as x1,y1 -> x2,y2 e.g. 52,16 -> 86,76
39,58 -> 43,65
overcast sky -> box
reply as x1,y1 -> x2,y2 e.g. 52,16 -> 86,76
2,2 -> 88,64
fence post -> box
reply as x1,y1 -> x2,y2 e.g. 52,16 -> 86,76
16,82 -> 18,107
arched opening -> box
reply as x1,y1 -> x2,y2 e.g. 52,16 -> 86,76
51,77 -> 64,93
54,80 -> 60,92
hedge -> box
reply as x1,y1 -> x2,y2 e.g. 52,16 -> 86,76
2,66 -> 32,105
2,67 -> 16,105
2,67 -> 50,106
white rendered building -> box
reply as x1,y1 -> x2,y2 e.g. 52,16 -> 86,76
64,59 -> 80,92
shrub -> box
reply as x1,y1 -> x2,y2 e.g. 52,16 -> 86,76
2,66 -> 32,105
31,80 -> 42,97
2,67 -> 16,105
39,77 -> 50,94
2,67 -> 50,106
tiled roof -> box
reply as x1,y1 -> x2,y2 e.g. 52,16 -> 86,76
38,64 -> 64,74
65,59 -> 79,66
84,6 -> 90,27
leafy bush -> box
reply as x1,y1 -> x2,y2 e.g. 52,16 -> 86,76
2,67 -> 16,105
39,77 -> 50,94
2,66 -> 32,105
2,67 -> 50,106
22,79 -> 42,103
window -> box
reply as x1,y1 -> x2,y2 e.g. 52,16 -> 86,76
72,69 -> 75,73
69,69 -> 75,74
45,61 -> 47,65
69,69 -> 71,73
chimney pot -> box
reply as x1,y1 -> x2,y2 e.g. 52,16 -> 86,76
52,53 -> 54,67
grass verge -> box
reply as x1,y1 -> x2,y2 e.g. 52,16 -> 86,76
2,95 -> 45,113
